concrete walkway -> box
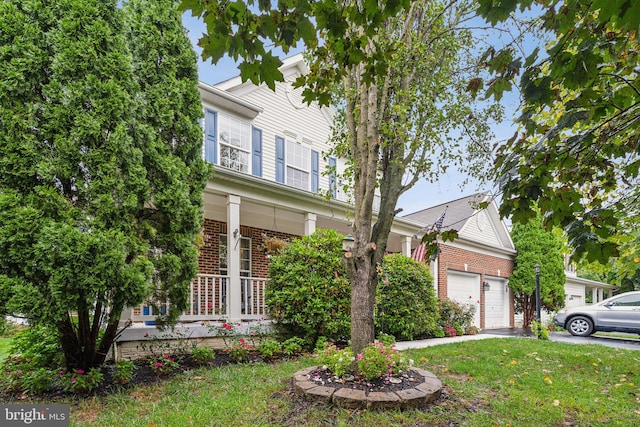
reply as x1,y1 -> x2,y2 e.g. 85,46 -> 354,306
394,332 -> 515,351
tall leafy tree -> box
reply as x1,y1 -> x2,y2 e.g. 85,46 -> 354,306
510,210 -> 566,328
0,0 -> 207,370
476,0 -> 640,264
182,0 -> 499,354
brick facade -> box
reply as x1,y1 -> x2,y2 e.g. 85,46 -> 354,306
199,219 -> 298,277
435,243 -> 515,329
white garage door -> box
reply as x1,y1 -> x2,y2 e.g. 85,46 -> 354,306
447,271 -> 481,328
485,278 -> 509,328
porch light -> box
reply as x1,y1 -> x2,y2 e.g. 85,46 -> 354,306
483,281 -> 490,291
342,234 -> 355,253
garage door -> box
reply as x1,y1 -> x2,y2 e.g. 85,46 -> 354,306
485,278 -> 509,328
447,271 -> 480,328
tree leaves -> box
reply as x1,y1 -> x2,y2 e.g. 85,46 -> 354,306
478,0 -> 640,264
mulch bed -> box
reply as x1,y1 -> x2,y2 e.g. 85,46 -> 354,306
304,366 -> 425,394
0,351 -> 291,403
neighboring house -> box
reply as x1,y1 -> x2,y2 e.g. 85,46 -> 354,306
403,193 -> 517,330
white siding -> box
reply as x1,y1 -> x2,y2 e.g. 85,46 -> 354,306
459,210 -> 501,247
223,76 -> 341,200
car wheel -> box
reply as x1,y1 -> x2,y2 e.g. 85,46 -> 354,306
567,316 -> 594,337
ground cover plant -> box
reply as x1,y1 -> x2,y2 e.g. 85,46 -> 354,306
2,338 -> 630,426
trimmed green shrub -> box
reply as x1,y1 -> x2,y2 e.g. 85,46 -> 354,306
266,229 -> 351,345
375,254 -> 439,340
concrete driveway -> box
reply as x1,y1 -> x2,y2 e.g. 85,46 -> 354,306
395,328 -> 640,351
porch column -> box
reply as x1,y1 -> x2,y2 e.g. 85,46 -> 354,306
304,213 -> 316,235
592,288 -> 598,304
227,195 -> 242,321
598,288 -> 604,302
401,236 -> 412,257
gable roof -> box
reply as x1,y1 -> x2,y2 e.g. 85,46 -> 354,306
403,192 -> 515,252
402,193 -> 489,232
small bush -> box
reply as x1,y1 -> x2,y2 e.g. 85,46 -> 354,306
60,368 -> 103,393
257,340 -> 281,359
191,347 -> 215,365
357,342 -> 412,381
226,339 -> 252,362
149,354 -> 179,376
10,325 -> 63,368
113,360 -> 136,385
530,320 -> 550,340
315,343 -> 354,377
266,229 -> 351,344
375,254 -> 439,340
437,298 -> 476,335
281,337 -> 305,355
22,367 -> 55,394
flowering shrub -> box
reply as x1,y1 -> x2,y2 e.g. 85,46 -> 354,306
316,342 -> 354,377
61,368 -> 104,393
437,298 -> 476,336
444,325 -> 457,337
315,341 -> 413,380
113,360 -> 136,385
226,338 -> 252,362
148,354 -> 179,376
357,342 -> 412,381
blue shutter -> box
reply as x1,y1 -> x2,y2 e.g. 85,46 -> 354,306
204,109 -> 217,164
252,127 -> 262,177
275,136 -> 285,183
311,150 -> 319,193
329,157 -> 337,198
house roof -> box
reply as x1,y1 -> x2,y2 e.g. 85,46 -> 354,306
402,192 -> 490,232
403,192 -> 516,253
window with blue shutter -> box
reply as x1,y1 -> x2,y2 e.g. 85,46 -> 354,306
204,109 -> 217,164
275,136 -> 285,183
252,127 -> 262,177
311,150 -> 319,192
329,157 -> 337,198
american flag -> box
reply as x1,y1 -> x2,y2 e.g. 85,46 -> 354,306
428,207 -> 447,233
411,243 -> 427,262
411,207 -> 447,262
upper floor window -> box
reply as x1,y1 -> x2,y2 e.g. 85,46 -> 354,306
286,140 -> 310,190
219,114 -> 251,173
204,109 -> 262,177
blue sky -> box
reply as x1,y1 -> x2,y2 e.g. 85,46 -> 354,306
181,12 -> 523,214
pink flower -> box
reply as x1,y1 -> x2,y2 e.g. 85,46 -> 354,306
144,332 -> 149,337
154,362 -> 163,368
163,354 -> 169,359
357,353 -> 363,361
71,378 -> 76,383
76,369 -> 85,375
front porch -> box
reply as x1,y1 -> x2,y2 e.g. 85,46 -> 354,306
123,274 -> 269,325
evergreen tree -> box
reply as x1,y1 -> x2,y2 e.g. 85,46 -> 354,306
0,0 -> 206,369
510,211 -> 566,328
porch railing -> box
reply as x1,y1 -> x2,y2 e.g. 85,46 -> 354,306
130,274 -> 268,323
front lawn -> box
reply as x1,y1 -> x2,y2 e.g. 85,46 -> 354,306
0,337 -> 11,361
68,338 -> 640,426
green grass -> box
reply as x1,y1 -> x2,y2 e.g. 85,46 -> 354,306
66,338 -> 639,426
0,337 -> 11,361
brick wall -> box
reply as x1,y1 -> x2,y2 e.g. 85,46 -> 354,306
436,243 -> 515,328
199,219 -> 298,277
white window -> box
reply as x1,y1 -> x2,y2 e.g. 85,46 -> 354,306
219,234 -> 251,277
286,139 -> 310,190
219,114 -> 251,173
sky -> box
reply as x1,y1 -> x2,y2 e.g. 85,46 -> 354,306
180,11 -> 524,215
